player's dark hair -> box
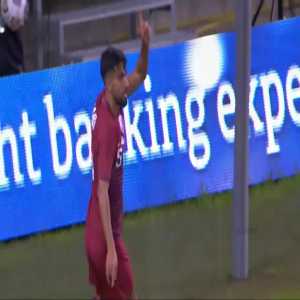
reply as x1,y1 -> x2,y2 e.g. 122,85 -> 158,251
100,47 -> 127,81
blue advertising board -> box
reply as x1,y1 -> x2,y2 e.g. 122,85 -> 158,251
1,17 -> 300,240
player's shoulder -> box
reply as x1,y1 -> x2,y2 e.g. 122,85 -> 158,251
93,92 -> 115,131
94,91 -> 107,118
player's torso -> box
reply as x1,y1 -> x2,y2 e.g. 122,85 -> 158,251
92,96 -> 125,182
90,93 -> 125,237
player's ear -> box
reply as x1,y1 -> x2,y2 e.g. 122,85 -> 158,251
105,75 -> 112,92
105,71 -> 115,91
106,80 -> 113,93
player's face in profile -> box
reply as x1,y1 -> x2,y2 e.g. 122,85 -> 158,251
111,63 -> 129,108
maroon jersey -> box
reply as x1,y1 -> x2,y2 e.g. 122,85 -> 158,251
86,89 -> 125,239
85,90 -> 133,299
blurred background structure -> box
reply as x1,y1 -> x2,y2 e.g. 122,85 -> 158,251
22,0 -> 300,71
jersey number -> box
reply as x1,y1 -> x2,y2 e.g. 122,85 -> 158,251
116,143 -> 123,168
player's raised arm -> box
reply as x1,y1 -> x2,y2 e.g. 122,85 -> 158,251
127,12 -> 150,96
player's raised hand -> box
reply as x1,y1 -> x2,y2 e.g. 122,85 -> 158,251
137,12 -> 150,46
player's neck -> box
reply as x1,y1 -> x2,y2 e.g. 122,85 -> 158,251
105,91 -> 120,118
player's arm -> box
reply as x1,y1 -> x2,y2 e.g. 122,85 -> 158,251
95,120 -> 118,288
97,180 -> 117,288
127,12 -> 150,96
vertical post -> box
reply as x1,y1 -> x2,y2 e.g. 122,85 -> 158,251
34,0 -> 43,69
278,0 -> 284,20
232,0 -> 251,280
59,23 -> 64,60
170,0 -> 176,34
129,14 -> 137,39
